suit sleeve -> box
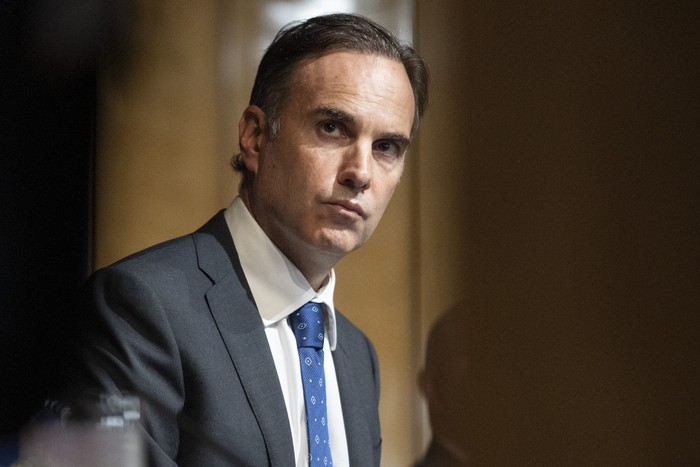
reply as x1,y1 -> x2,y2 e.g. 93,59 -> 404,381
65,266 -> 184,466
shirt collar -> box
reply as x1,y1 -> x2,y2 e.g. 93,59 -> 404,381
224,197 -> 338,350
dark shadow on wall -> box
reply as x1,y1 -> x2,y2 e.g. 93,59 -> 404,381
417,1 -> 700,465
0,0 -> 134,450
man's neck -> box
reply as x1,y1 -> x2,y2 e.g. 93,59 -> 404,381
239,190 -> 336,291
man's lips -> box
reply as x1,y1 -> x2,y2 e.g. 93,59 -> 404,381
329,199 -> 366,218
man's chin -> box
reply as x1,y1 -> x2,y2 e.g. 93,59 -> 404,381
314,230 -> 367,256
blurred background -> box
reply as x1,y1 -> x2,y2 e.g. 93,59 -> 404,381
1,0 -> 698,465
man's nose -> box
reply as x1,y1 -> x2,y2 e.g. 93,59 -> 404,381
338,143 -> 372,190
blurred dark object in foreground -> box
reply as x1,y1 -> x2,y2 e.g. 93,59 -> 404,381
0,0 -> 134,441
16,394 -> 144,466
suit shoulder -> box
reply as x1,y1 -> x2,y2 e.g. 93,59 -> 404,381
94,211 -> 232,282
87,211 -> 235,295
109,234 -> 197,270
334,310 -> 363,336
334,310 -> 378,355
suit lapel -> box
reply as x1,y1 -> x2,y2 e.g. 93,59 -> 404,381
194,212 -> 294,466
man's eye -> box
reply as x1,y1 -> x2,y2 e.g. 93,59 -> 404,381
322,122 -> 339,134
374,141 -> 400,158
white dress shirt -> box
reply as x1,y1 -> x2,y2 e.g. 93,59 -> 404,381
224,196 -> 349,466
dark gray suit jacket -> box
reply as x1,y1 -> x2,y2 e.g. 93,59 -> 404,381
67,211 -> 381,466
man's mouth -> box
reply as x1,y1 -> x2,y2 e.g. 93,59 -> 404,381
329,199 -> 365,219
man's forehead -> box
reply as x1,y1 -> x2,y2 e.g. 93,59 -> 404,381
287,51 -> 414,122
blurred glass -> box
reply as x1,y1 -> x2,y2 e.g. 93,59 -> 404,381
16,394 -> 144,467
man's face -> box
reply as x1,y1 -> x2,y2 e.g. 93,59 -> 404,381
241,51 -> 415,272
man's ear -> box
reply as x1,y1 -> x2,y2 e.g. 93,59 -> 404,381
238,105 -> 267,174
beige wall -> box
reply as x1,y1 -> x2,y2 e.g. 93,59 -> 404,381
96,1 -> 237,268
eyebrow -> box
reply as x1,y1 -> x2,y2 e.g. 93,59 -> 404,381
314,106 -> 355,124
382,132 -> 412,150
314,106 -> 412,148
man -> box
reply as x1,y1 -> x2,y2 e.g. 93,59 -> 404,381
61,13 -> 428,466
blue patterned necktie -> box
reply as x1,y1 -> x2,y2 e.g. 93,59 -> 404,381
289,302 -> 333,467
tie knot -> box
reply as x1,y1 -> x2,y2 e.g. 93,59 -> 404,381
289,302 -> 325,350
